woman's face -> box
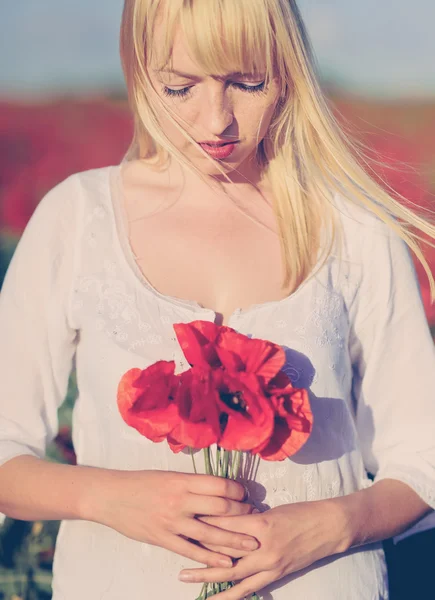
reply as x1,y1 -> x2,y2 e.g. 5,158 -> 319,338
147,24 -> 281,183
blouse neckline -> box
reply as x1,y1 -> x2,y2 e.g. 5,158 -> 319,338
106,162 -> 323,326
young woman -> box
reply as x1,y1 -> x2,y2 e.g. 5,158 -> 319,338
0,1 -> 434,598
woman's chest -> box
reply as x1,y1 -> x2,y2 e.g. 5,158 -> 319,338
126,193 -> 289,325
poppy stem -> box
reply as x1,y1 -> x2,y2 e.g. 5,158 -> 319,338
203,447 -> 214,476
196,582 -> 209,599
189,447 -> 197,474
222,450 -> 230,478
216,445 -> 221,477
232,450 -> 242,480
228,452 -> 234,479
210,446 -> 216,475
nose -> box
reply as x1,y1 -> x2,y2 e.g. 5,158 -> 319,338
202,83 -> 234,135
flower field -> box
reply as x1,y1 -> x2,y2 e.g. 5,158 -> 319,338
0,93 -> 434,599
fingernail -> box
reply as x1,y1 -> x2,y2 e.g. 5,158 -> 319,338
252,508 -> 260,514
179,572 -> 194,581
218,559 -> 233,568
242,539 -> 259,550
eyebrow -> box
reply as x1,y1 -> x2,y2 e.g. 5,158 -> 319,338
157,69 -> 264,79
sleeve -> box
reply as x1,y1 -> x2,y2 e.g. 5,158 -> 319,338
0,175 -> 80,474
349,222 -> 435,518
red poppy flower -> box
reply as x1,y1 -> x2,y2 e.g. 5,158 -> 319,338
168,367 -> 221,453
214,369 -> 276,452
253,372 -> 313,461
117,362 -> 180,443
174,321 -> 285,383
167,366 -> 276,453
117,323 -> 313,463
173,320 -> 225,370
214,328 -> 285,384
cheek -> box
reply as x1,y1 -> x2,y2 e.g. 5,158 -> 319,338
240,97 -> 279,139
155,98 -> 200,141
261,101 -> 279,130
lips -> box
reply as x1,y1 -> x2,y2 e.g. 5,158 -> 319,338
200,141 -> 237,146
198,142 -> 237,159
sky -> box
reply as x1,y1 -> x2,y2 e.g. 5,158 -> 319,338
1,0 -> 435,99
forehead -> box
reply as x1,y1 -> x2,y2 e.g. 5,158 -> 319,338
148,9 -> 269,78
149,25 -> 198,70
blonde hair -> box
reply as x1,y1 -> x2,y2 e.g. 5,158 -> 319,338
120,0 -> 435,299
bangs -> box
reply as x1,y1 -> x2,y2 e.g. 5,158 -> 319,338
147,0 -> 283,89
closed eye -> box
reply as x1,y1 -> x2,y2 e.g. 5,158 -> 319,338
162,81 -> 266,100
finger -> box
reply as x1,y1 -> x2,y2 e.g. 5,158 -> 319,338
198,514 -> 260,535
186,494 -> 254,517
198,542 -> 251,559
164,534 -> 234,569
186,474 -> 246,501
178,552 -> 260,584
184,519 -> 260,553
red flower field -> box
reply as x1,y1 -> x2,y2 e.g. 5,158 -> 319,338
0,96 -> 133,232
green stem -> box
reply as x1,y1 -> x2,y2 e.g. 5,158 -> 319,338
222,449 -> 230,479
189,447 -> 197,474
228,451 -> 233,480
216,445 -> 221,477
210,446 -> 217,475
203,447 -> 214,476
232,450 -> 242,480
196,582 -> 208,600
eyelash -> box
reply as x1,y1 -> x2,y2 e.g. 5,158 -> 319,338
162,81 -> 266,100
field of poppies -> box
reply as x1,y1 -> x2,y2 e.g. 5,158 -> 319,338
0,92 -> 434,598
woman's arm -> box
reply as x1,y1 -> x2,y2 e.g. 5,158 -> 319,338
338,479 -> 432,548
347,221 -> 435,531
0,454 -> 259,568
0,178 -> 79,483
0,455 -> 102,521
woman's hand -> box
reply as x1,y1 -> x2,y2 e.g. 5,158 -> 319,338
178,499 -> 351,599
84,469 -> 259,568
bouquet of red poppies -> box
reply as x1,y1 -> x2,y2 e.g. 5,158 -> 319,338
117,320 -> 313,599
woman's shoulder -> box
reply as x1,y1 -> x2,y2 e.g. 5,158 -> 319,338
37,166 -> 113,212
328,192 -> 414,290
66,165 -> 114,197
332,191 -> 391,236
18,166 -> 114,258
33,166 -> 119,238
331,191 -> 399,259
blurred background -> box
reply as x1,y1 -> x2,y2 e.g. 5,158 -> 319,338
1,0 -> 434,597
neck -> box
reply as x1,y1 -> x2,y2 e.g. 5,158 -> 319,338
168,155 -> 268,198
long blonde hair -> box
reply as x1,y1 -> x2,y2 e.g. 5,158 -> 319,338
120,0 -> 435,298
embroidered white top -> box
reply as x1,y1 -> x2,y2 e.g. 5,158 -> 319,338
1,165 -> 434,600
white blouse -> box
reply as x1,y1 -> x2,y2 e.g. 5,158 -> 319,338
1,165 -> 434,600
